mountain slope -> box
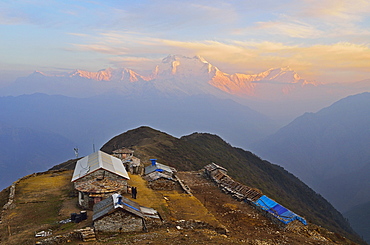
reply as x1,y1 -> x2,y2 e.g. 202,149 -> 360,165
344,201 -> 370,244
100,126 -> 361,243
251,92 -> 370,212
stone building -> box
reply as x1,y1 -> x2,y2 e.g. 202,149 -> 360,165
112,148 -> 144,175
144,159 -> 179,190
204,162 -> 228,178
143,171 -> 179,191
112,148 -> 134,159
71,151 -> 130,209
93,193 -> 161,232
144,159 -> 177,177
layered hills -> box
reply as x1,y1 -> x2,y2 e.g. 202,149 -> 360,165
252,92 -> 370,212
251,92 -> 370,243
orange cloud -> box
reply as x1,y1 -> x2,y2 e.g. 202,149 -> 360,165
160,39 -> 370,82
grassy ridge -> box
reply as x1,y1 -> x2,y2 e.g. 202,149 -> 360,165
0,171 -> 77,245
101,126 -> 362,244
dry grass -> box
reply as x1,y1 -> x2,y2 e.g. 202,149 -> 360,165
0,170 -> 78,245
126,174 -> 221,227
126,174 -> 167,211
16,171 -> 71,203
163,192 -> 221,226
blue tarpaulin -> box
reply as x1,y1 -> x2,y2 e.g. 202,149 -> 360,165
253,195 -> 307,225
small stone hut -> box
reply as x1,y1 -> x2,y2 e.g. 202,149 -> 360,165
143,171 -> 179,191
93,193 -> 161,232
112,148 -> 134,159
144,159 -> 178,190
112,148 -> 144,175
204,162 -> 228,178
71,151 -> 130,209
144,159 -> 176,176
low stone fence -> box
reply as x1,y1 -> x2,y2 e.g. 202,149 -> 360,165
203,165 -> 306,231
205,169 -> 262,202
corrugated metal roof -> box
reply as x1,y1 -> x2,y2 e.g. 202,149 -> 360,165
71,151 -> 130,182
204,162 -> 228,173
145,162 -> 174,175
92,193 -> 144,221
92,195 -> 115,221
140,206 -> 160,219
144,171 -> 175,182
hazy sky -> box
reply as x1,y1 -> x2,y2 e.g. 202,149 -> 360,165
1,0 -> 369,84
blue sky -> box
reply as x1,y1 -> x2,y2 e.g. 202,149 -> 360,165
1,0 -> 369,84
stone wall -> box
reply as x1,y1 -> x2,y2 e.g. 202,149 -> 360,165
94,210 -> 144,233
74,169 -> 128,186
148,178 -> 179,191
143,216 -> 163,230
204,166 -> 307,229
74,169 -> 128,209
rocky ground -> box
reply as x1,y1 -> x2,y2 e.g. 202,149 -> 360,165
175,171 -> 349,245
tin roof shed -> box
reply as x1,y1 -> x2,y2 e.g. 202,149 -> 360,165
144,160 -> 176,175
71,151 -> 130,182
93,193 -> 160,221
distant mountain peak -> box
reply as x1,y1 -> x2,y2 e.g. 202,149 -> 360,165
67,67 -> 146,83
161,54 -> 209,64
31,70 -> 48,77
153,54 -> 219,81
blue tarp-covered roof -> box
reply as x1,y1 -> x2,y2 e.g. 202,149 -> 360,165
145,162 -> 174,175
253,195 -> 307,225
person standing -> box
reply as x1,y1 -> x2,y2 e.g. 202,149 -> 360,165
132,187 -> 137,199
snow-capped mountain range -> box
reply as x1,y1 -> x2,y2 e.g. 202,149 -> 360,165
9,55 -> 319,98
1,54 -> 369,122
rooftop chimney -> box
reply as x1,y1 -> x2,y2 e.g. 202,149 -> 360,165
150,159 -> 157,166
